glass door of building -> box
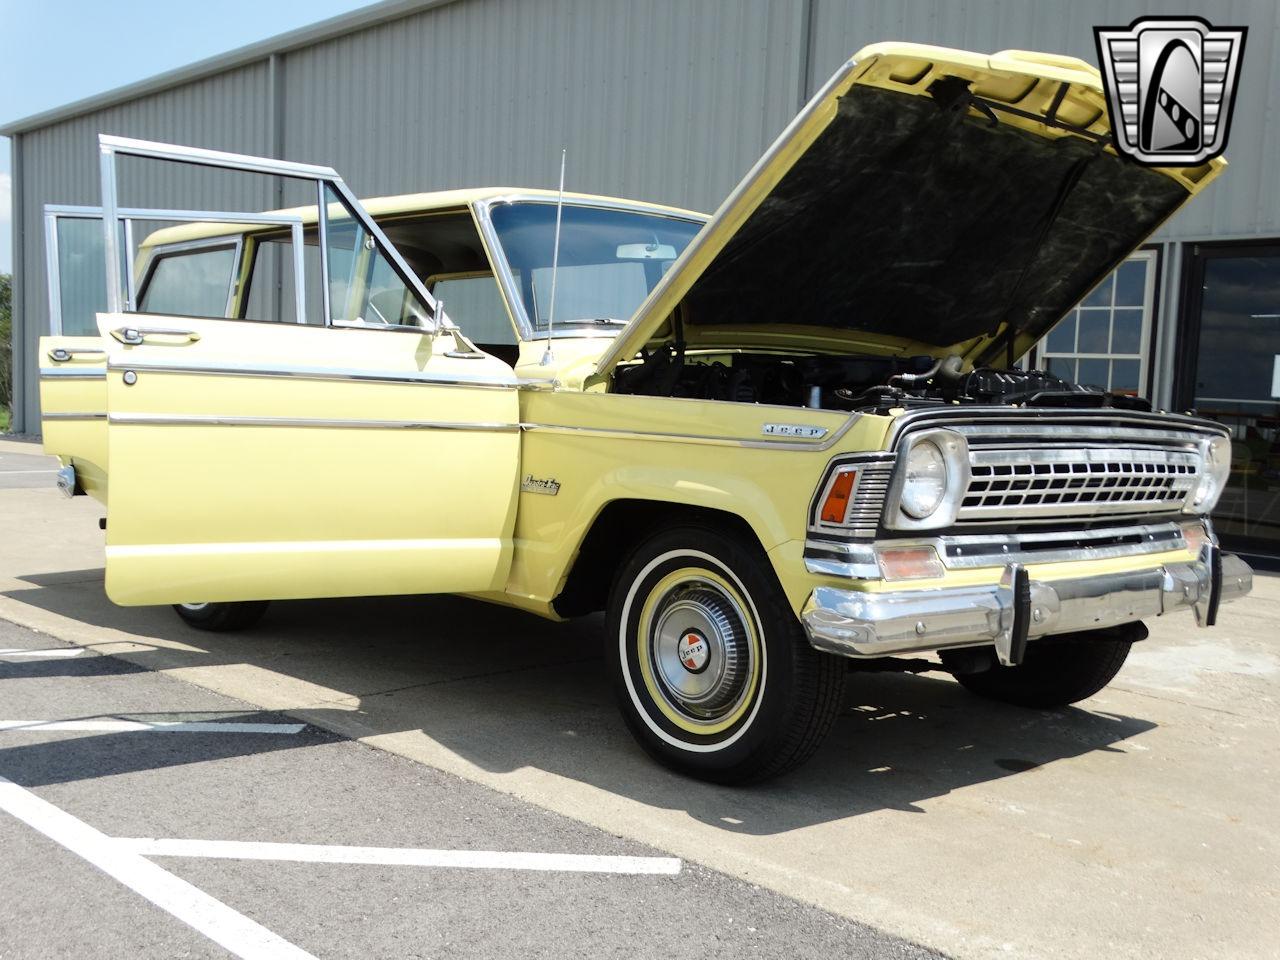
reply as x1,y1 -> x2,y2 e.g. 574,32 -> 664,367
1178,242 -> 1280,560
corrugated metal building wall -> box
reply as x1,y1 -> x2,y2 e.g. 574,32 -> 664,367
6,0 -> 1280,432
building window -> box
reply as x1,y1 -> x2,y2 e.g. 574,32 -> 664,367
1036,250 -> 1157,397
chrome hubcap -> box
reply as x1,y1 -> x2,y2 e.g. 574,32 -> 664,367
651,582 -> 751,720
179,603 -> 210,612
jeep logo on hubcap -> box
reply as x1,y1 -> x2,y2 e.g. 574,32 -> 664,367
678,631 -> 710,673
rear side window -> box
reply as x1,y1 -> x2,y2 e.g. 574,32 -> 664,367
138,245 -> 237,317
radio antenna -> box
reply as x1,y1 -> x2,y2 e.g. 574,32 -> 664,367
541,148 -> 567,366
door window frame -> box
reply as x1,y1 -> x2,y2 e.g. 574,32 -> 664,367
96,134 -> 444,334
45,203 -> 304,331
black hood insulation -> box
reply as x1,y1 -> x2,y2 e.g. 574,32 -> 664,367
680,83 -> 1188,361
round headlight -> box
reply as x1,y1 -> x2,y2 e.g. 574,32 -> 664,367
901,440 -> 947,519
1188,435 -> 1232,512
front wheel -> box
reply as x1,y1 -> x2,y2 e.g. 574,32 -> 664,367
948,624 -> 1143,708
173,601 -> 270,632
607,523 -> 844,784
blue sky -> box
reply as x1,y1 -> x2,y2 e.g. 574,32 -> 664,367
0,0 -> 380,273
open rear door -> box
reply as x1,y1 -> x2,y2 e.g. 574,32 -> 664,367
39,207 -> 113,499
93,137 -> 521,606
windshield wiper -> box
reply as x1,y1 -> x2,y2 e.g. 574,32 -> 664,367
553,317 -> 629,327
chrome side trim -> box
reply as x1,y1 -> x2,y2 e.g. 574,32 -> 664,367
801,553 -> 1253,659
107,414 -> 519,431
42,412 -> 108,421
804,543 -> 879,580
519,413 -> 860,451
103,359 -> 517,390
40,368 -> 108,380
515,378 -> 558,391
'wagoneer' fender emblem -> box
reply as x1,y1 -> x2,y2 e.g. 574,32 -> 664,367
762,423 -> 828,439
521,475 -> 561,496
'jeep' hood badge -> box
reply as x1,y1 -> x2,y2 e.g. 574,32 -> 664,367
763,423 -> 828,439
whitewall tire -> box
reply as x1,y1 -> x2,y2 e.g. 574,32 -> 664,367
607,523 -> 844,783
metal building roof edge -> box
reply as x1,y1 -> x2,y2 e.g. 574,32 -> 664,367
0,0 -> 456,136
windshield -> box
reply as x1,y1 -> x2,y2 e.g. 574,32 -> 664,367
487,201 -> 703,334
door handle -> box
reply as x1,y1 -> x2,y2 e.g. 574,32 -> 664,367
47,347 -> 108,362
110,326 -> 202,346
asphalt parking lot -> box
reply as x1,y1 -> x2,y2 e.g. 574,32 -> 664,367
0,617 -> 939,960
1,437 -> 1278,960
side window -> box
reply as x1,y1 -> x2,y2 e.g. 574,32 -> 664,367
364,253 -> 418,326
322,185 -> 429,329
47,214 -> 121,335
138,245 -> 238,317
429,273 -> 515,346
242,237 -> 324,325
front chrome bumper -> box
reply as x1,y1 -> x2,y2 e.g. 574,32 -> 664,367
801,547 -> 1252,665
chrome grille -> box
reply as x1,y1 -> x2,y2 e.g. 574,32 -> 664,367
961,447 -> 1200,520
890,414 -> 1219,528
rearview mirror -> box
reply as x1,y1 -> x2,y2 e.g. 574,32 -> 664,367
616,242 -> 678,260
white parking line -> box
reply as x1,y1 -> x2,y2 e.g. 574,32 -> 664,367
0,647 -> 86,659
0,776 -> 316,960
117,838 -> 683,875
0,720 -> 306,734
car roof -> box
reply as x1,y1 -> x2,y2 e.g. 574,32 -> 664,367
139,188 -> 707,248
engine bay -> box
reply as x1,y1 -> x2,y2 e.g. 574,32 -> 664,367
611,345 -> 1152,414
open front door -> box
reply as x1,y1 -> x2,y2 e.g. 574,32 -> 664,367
94,136 -> 521,606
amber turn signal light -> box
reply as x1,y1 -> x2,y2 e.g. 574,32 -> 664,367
877,545 -> 944,581
820,469 -> 858,524
1181,521 -> 1209,556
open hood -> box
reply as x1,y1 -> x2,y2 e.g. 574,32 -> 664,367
595,43 -> 1224,381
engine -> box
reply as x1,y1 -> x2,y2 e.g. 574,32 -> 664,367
611,346 -> 1152,413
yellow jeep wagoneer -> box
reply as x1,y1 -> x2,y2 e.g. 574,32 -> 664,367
39,44 -> 1252,782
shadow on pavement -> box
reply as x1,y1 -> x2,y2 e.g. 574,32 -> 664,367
0,654 -> 150,680
0,711 -> 330,788
5,569 -> 1157,834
